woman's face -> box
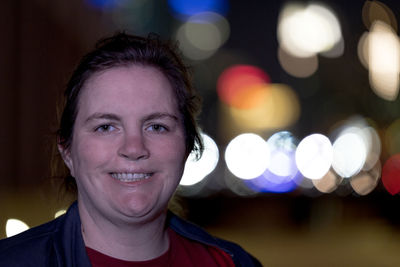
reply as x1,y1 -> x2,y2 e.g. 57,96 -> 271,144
60,65 -> 187,223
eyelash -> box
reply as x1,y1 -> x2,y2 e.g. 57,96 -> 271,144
93,123 -> 169,134
94,124 -> 116,133
146,124 -> 168,133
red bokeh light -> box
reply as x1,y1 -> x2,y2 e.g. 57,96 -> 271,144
217,65 -> 270,109
382,154 -> 400,195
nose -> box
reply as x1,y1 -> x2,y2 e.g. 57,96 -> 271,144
117,133 -> 150,161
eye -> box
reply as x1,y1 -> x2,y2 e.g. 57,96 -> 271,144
146,124 -> 168,133
95,124 -> 116,133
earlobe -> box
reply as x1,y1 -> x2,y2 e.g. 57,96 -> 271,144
57,144 -> 75,177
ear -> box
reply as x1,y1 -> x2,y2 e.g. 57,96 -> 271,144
58,143 -> 75,177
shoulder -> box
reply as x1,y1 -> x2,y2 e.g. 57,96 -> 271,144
167,212 -> 262,267
0,202 -> 82,267
0,216 -> 63,266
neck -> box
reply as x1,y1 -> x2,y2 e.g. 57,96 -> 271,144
78,201 -> 169,261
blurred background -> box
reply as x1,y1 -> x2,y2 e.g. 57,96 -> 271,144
1,0 -> 400,266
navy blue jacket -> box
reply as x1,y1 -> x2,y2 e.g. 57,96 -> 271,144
0,202 -> 261,266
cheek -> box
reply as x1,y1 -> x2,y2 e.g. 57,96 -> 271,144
157,136 -> 187,163
161,144 -> 187,187
70,137 -> 113,173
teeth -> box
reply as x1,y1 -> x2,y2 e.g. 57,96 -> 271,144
111,173 -> 151,182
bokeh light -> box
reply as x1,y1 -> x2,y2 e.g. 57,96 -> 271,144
296,175 -> 314,189
362,126 -> 381,171
225,133 -> 270,180
244,131 -> 302,193
228,83 -> 300,130
362,0 -> 398,31
277,2 -> 342,58
245,172 -> 301,193
86,0 -> 119,10
332,131 -> 367,178
180,133 -> 219,186
369,21 -> 400,100
217,65 -> 270,108
330,118 -> 381,175
176,12 -> 230,60
295,134 -> 333,180
168,0 -> 229,21
54,209 -> 67,218
312,170 -> 342,193
110,0 -> 155,33
225,174 -> 259,196
266,131 -> 298,178
278,46 -> 318,78
6,219 -> 29,238
320,37 -> 345,58
358,32 -> 370,69
385,119 -> 400,155
366,21 -> 400,101
382,154 -> 400,195
350,161 -> 381,196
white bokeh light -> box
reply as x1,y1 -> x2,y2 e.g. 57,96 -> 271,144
368,21 -> 400,101
332,131 -> 367,178
6,218 -> 29,237
180,133 -> 219,186
266,131 -> 297,177
225,133 -> 270,180
362,126 -> 381,171
295,134 -> 333,179
278,3 -> 342,58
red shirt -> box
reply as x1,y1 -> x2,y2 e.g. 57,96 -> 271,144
85,228 -> 235,267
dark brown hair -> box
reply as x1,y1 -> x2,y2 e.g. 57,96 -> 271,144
56,32 -> 203,193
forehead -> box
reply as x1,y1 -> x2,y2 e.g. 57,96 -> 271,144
77,65 -> 179,115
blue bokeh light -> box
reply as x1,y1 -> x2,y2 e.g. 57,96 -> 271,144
168,0 -> 229,20
86,0 -> 119,10
244,131 -> 303,193
245,170 -> 303,193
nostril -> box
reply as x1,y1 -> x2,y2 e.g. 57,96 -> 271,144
117,136 -> 150,161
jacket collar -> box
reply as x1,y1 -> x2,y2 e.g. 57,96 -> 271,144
54,201 -> 91,267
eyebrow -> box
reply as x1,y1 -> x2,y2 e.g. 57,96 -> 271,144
84,112 -> 179,124
85,113 -> 121,124
143,112 -> 179,123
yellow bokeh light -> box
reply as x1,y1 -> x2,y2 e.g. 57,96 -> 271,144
175,12 -> 230,60
54,209 -> 67,218
362,0 -> 398,31
228,83 -> 300,130
385,119 -> 400,155
216,64 -> 270,108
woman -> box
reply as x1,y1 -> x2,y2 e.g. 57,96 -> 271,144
0,33 -> 261,266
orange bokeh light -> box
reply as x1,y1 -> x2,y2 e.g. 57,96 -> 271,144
217,65 -> 270,109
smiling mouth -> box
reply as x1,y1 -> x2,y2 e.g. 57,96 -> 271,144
110,172 -> 152,182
